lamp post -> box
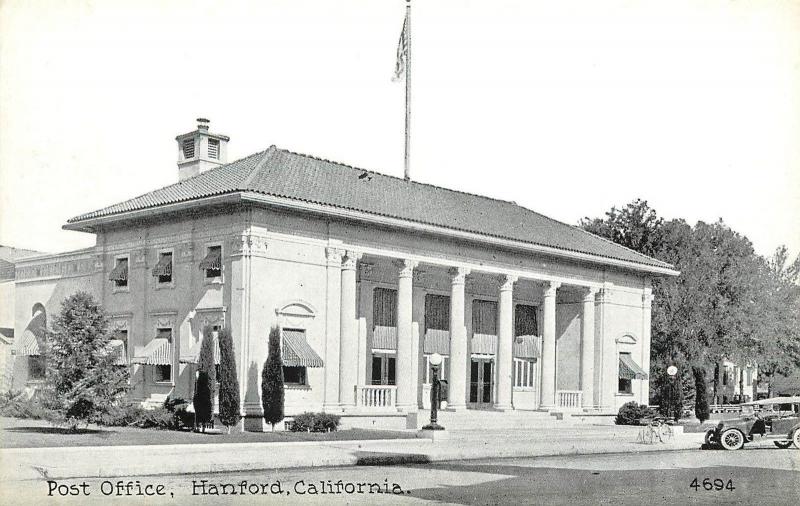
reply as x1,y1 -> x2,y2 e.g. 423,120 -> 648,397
423,352 -> 445,431
667,365 -> 678,421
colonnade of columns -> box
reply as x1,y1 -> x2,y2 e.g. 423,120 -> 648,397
324,247 -> 606,412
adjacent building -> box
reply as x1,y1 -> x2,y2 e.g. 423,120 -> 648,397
11,120 -> 678,429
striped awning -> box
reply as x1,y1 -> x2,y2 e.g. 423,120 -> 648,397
198,248 -> 221,271
513,335 -> 540,359
131,338 -> 172,365
372,325 -> 397,350
282,330 -> 323,368
20,330 -> 42,356
179,338 -> 221,364
619,354 -> 648,380
108,259 -> 128,281
423,329 -> 450,354
471,333 -> 497,355
108,339 -> 127,365
151,255 -> 172,277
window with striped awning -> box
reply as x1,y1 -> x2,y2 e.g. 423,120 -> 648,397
152,252 -> 173,282
619,353 -> 648,380
282,329 -> 323,368
199,245 -> 222,278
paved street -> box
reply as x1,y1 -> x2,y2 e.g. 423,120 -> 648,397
3,447 -> 798,505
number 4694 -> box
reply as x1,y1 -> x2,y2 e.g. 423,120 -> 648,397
690,478 -> 734,491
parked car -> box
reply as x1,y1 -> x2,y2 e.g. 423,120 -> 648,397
705,395 -> 800,450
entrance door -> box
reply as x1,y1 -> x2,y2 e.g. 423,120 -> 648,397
469,358 -> 494,406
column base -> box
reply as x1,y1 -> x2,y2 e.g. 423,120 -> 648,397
494,403 -> 514,412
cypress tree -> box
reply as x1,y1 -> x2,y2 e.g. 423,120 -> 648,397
193,371 -> 212,431
262,325 -> 284,431
217,327 -> 241,433
194,327 -> 217,430
694,366 -> 710,423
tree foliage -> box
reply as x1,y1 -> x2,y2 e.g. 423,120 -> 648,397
42,292 -> 129,429
193,371 -> 213,427
217,327 -> 241,430
580,199 -> 800,402
262,325 -> 284,430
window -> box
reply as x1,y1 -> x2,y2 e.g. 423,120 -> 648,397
154,328 -> 172,382
208,138 -> 220,159
472,300 -> 497,335
110,257 -> 129,288
618,352 -> 633,394
283,366 -> 307,385
424,294 -> 450,331
424,354 -> 448,384
154,251 -> 173,284
202,245 -> 222,279
514,305 -> 538,336
117,329 -> 128,364
373,288 -> 397,327
154,365 -> 172,383
371,353 -> 396,385
182,138 -> 195,159
28,356 -> 46,381
513,358 -> 535,388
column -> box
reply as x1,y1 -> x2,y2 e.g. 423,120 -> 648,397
580,287 -> 598,408
641,289 -> 653,406
540,281 -> 560,409
448,267 -> 470,410
495,274 -> 518,411
395,258 -> 418,412
322,247 -> 343,411
339,251 -> 360,409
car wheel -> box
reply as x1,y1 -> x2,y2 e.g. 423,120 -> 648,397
793,430 -> 800,449
719,429 -> 745,450
774,440 -> 793,449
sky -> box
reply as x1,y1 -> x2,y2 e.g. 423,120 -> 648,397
1,0 -> 798,260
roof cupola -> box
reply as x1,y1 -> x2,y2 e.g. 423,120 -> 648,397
175,118 -> 230,181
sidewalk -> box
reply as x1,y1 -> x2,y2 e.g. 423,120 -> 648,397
1,425 -> 705,481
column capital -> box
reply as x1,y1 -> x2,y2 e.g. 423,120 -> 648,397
448,266 -> 471,285
597,287 -> 613,302
325,247 -> 344,266
393,258 -> 418,278
542,281 -> 561,298
581,286 -> 599,302
341,250 -> 362,270
497,273 -> 518,292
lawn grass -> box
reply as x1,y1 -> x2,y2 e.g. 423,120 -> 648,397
0,416 -> 415,449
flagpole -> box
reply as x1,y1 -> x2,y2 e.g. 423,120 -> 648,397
404,0 -> 411,181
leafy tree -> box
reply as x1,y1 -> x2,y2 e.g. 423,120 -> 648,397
42,292 -> 129,430
262,325 -> 284,431
217,327 -> 241,432
693,367 -> 710,422
193,371 -> 212,431
581,200 -> 800,404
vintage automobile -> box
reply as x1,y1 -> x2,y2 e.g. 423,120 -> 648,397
705,396 -> 800,450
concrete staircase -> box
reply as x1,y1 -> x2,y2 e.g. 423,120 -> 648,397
414,408 -> 575,430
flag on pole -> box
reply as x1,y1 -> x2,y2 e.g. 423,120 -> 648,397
393,16 -> 408,81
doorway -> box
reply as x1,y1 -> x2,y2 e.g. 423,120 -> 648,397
469,358 -> 494,406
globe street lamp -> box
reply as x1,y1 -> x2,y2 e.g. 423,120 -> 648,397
667,365 -> 678,421
423,352 -> 445,431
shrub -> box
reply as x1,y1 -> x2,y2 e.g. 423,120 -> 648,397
131,407 -> 175,430
217,327 -> 241,432
289,412 -> 341,432
615,401 -> 655,425
164,396 -> 193,430
0,390 -> 58,421
262,325 -> 284,430
694,367 -> 710,423
93,402 -> 148,427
